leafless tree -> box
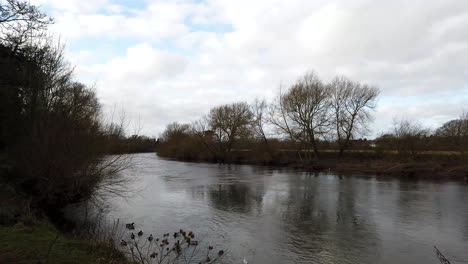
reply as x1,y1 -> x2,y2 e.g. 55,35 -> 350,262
391,119 -> 430,159
435,111 -> 468,153
207,102 -> 253,160
269,72 -> 330,160
329,76 -> 379,157
161,122 -> 191,142
1,12 -> 132,211
0,0 -> 53,50
250,98 -> 269,143
176,117 -> 216,161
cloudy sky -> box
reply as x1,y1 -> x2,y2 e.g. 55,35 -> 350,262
31,0 -> 468,137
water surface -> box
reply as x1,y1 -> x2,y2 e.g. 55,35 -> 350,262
101,153 -> 468,264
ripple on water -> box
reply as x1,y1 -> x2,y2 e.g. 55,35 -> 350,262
98,154 -> 468,264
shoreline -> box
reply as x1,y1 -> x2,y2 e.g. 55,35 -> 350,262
0,181 -> 130,264
156,152 -> 468,181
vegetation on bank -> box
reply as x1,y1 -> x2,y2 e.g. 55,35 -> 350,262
0,180 -> 130,264
0,0 -> 126,217
0,2 -> 218,263
0,222 -> 129,264
157,74 -> 468,179
0,0 -> 466,262
119,227 -> 226,264
0,1 -> 149,263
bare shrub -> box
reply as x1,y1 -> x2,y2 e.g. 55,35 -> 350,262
120,225 -> 226,264
391,119 -> 430,160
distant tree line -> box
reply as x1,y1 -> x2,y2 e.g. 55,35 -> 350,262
376,113 -> 468,159
158,72 -> 468,164
158,72 -> 380,163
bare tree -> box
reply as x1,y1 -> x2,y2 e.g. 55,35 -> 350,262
0,0 -> 53,50
435,111 -> 468,153
161,122 -> 191,142
268,85 -> 297,142
250,98 -> 269,143
0,14 -> 132,212
329,76 -> 379,157
207,102 -> 253,161
391,119 -> 430,159
269,72 -> 330,160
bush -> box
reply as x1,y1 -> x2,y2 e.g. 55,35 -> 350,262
120,224 -> 226,264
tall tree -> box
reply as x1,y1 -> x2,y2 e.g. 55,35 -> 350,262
0,0 -> 53,49
250,98 -> 269,144
270,72 -> 330,160
208,102 -> 253,160
329,76 -> 379,157
0,0 -> 129,212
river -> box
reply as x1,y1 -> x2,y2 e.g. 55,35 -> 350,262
97,153 -> 468,264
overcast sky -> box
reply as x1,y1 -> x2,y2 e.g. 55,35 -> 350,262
31,0 -> 468,137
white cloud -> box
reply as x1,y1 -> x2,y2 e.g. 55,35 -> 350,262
38,0 -> 468,136
31,0 -> 110,13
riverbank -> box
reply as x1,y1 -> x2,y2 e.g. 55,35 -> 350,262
302,159 -> 468,180
157,150 -> 468,180
0,222 -> 129,264
0,182 -> 130,264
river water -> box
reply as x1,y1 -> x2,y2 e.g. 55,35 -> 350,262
99,153 -> 468,264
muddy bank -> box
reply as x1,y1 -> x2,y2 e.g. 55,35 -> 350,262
157,150 -> 468,181
300,160 -> 468,180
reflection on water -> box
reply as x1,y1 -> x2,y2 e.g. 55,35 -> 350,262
103,154 -> 468,264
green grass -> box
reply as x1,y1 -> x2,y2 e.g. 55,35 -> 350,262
0,181 -> 130,264
0,222 -> 129,264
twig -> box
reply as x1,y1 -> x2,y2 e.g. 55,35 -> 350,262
434,246 -> 451,264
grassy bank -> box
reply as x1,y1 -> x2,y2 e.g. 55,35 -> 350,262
0,182 -> 129,264
0,222 -> 128,264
